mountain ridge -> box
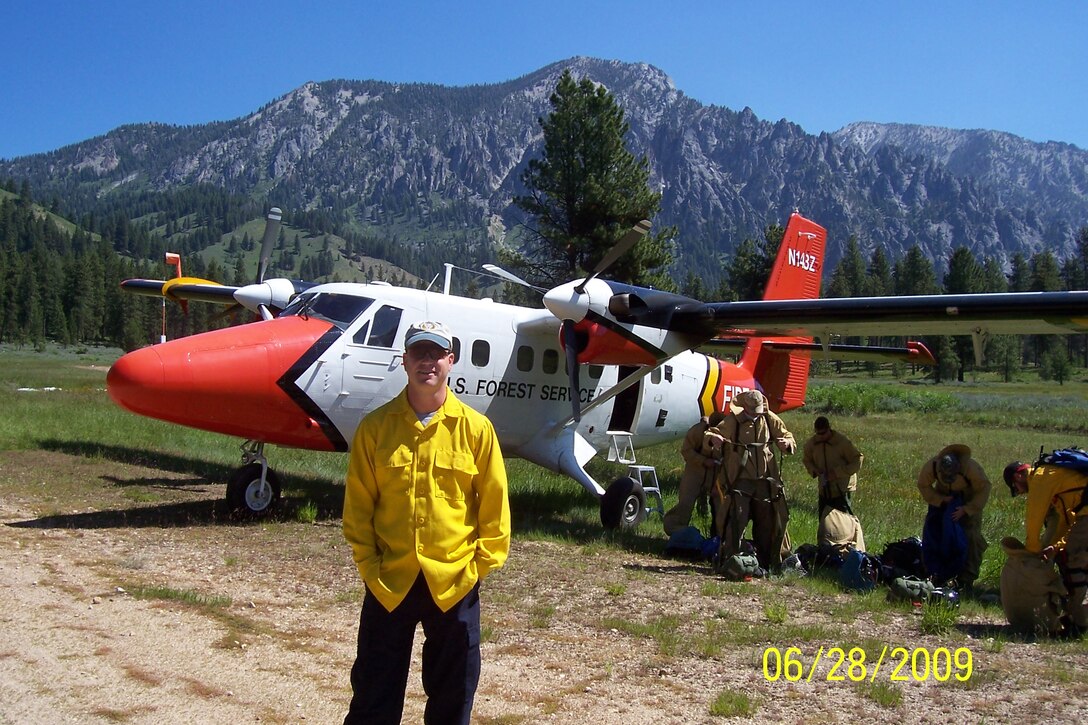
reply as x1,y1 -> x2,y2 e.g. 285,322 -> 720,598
3,57 -> 1086,283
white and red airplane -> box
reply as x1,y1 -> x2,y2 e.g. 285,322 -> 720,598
107,209 -> 1088,527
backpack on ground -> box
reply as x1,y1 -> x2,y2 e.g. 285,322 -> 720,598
664,526 -> 708,561
839,548 -> 881,591
717,552 -> 764,581
881,536 -> 926,579
795,542 -> 847,575
886,575 -> 936,604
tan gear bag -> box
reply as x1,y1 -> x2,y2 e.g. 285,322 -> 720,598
818,506 -> 866,553
1000,536 -> 1067,636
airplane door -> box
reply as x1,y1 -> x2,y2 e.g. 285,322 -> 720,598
607,365 -> 641,432
339,303 -> 411,414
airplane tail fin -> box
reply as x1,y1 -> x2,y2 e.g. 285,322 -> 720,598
738,212 -> 827,412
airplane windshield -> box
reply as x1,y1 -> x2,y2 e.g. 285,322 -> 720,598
280,293 -> 374,329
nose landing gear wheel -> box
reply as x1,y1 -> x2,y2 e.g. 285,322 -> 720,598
227,463 -> 282,518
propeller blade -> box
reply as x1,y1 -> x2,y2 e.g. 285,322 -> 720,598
209,302 -> 244,323
256,207 -> 282,284
482,264 -> 545,292
574,219 -> 651,294
562,320 -> 582,423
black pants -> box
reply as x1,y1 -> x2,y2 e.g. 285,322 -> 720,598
345,573 -> 481,725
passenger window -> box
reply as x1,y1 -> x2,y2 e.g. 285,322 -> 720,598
588,365 -> 603,379
367,305 -> 402,348
650,367 -> 662,384
451,337 -> 461,363
542,349 -> 559,374
471,340 -> 490,367
516,345 -> 534,372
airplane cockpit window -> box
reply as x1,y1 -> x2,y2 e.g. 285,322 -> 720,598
367,305 -> 402,348
516,345 -> 534,372
471,340 -> 490,368
542,349 -> 559,375
281,293 -> 374,330
346,304 -> 402,347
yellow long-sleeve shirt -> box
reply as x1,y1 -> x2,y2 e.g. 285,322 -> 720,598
342,389 -> 511,612
1025,464 -> 1087,553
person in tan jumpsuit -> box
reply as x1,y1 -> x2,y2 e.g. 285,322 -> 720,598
803,416 -> 865,551
706,390 -> 796,572
917,443 -> 991,590
662,411 -> 726,535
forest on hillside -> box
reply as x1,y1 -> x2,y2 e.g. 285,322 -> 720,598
2,175 -> 1088,386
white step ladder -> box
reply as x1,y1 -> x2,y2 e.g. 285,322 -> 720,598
606,431 -> 663,517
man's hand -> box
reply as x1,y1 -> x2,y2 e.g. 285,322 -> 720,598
950,506 -> 966,522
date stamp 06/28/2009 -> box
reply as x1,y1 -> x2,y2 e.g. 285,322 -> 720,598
762,646 -> 973,683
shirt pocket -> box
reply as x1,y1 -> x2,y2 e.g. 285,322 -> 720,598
432,449 -> 478,500
377,446 -> 413,489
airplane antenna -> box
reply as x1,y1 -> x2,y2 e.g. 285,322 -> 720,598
425,271 -> 442,292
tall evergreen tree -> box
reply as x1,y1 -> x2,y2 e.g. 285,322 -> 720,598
865,247 -> 894,297
724,224 -> 784,301
513,69 -> 675,288
826,235 -> 866,298
944,246 -> 985,380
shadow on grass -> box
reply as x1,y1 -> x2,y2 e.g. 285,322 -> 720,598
22,438 -> 347,528
28,437 -> 668,552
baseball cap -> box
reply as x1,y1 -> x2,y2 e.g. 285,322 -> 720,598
404,321 -> 453,351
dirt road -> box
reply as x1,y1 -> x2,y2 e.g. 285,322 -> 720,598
1,450 -> 1085,724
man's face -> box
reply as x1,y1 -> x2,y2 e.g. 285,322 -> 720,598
814,427 -> 831,441
403,342 -> 453,390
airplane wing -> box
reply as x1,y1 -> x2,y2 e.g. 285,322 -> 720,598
675,291 -> 1088,339
121,277 -> 240,304
700,338 -> 937,366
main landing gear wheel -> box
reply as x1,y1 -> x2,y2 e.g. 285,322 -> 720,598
227,463 -> 282,518
600,476 -> 647,530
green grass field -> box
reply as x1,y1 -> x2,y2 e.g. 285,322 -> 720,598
3,343 -> 1087,594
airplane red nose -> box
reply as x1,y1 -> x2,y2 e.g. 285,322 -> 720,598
106,317 -> 340,450
107,345 -> 167,417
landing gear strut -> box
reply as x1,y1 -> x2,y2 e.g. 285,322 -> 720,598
226,441 -> 282,518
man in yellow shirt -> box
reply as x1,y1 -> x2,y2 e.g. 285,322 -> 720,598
1004,460 -> 1087,633
342,320 -> 511,724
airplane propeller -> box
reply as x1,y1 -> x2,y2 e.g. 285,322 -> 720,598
544,220 -> 652,423
214,208 -> 284,322
573,219 -> 652,294
256,207 -> 282,287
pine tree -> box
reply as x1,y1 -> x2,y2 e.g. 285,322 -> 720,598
514,69 -> 675,288
944,247 -> 985,380
724,224 -> 784,301
826,235 -> 866,298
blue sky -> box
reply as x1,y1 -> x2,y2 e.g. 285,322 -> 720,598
2,1 -> 1085,160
